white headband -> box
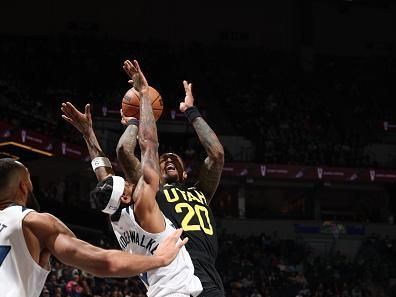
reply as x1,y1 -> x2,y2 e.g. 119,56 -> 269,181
101,175 -> 125,215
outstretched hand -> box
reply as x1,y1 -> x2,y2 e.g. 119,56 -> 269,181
120,109 -> 137,127
179,80 -> 195,112
61,102 -> 93,136
154,228 -> 188,266
122,59 -> 149,93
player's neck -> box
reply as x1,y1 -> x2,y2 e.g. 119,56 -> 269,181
0,192 -> 26,210
164,181 -> 184,187
0,199 -> 20,210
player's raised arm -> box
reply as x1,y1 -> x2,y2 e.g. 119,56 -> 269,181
61,102 -> 113,182
132,60 -> 160,189
124,59 -> 163,233
115,66 -> 142,184
23,211 -> 187,277
179,81 -> 224,203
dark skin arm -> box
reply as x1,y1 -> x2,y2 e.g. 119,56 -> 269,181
116,109 -> 142,184
61,102 -> 114,181
124,59 -> 164,233
61,101 -> 141,184
180,81 -> 224,203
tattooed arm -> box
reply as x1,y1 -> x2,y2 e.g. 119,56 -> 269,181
61,102 -> 114,182
180,81 -> 224,203
116,110 -> 141,184
192,117 -> 224,203
123,59 -> 163,233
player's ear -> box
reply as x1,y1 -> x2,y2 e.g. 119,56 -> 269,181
120,182 -> 134,204
182,171 -> 188,181
19,179 -> 29,197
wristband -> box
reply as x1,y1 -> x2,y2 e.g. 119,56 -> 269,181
127,118 -> 139,127
184,106 -> 202,123
91,157 -> 112,171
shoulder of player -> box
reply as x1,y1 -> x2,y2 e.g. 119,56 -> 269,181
23,211 -> 56,224
23,212 -> 67,235
24,211 -> 59,223
191,183 -> 212,201
189,182 -> 207,194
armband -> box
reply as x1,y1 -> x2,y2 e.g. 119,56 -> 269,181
127,118 -> 139,127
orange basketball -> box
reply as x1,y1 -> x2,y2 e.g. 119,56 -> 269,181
121,86 -> 163,120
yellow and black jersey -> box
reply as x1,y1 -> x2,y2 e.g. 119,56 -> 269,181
156,182 -> 225,296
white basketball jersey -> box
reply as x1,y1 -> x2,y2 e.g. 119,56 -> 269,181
0,205 -> 49,297
111,207 -> 203,297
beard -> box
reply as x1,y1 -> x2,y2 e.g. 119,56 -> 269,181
26,190 -> 40,211
163,173 -> 179,184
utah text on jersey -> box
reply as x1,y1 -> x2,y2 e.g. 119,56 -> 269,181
162,184 -> 213,235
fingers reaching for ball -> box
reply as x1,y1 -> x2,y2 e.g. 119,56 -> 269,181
123,60 -> 136,79
122,59 -> 149,93
120,108 -> 138,127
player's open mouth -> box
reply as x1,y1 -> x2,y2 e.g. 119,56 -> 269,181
165,163 -> 176,172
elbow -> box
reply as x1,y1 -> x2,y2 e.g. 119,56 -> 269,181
95,252 -> 119,277
212,145 -> 224,164
139,138 -> 159,151
81,251 -> 117,278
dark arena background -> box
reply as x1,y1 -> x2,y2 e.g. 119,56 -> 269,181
1,0 -> 396,296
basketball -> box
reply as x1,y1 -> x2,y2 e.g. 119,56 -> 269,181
122,86 -> 163,120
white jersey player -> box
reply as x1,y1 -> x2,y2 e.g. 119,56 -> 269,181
112,206 -> 202,297
0,205 -> 49,297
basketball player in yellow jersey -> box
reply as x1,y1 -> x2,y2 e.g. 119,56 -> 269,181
0,158 -> 188,297
157,84 -> 225,297
119,72 -> 225,295
63,61 -> 225,296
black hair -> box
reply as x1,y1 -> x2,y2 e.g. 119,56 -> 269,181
90,176 -> 125,221
89,176 -> 114,210
0,158 -> 24,191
